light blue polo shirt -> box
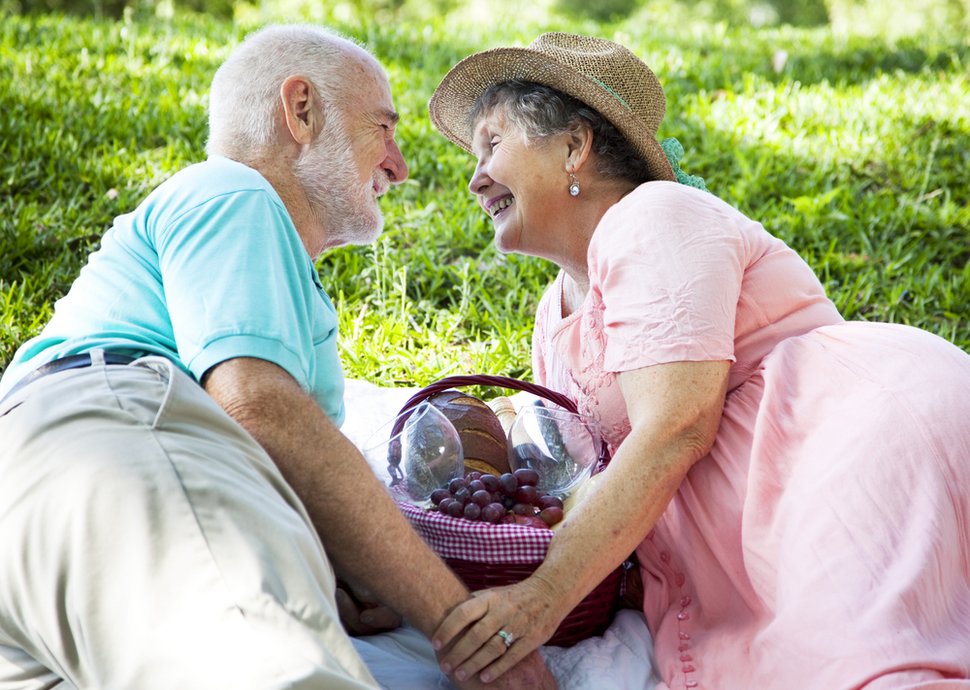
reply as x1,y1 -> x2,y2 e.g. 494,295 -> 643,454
0,156 -> 345,424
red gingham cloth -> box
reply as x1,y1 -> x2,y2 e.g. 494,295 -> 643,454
397,501 -> 552,565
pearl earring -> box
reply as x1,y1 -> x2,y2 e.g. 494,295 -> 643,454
568,173 -> 580,197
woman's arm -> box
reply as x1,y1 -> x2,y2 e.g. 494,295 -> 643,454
433,359 -> 730,683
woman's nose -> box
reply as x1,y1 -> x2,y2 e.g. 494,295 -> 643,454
467,159 -> 490,195
382,138 -> 409,184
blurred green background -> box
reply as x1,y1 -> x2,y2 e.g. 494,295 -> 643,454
2,0 -> 968,386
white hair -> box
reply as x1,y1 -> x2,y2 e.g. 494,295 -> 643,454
206,24 -> 373,159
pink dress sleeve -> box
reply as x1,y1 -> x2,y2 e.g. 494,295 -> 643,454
589,183 -> 744,372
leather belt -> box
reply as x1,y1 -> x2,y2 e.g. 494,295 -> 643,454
1,352 -> 136,405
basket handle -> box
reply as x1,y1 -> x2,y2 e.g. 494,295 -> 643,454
397,374 -> 578,417
388,375 -> 610,483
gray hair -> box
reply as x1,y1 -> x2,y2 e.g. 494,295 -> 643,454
470,80 -> 654,185
206,24 -> 372,159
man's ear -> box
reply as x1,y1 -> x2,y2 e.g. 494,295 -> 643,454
280,75 -> 322,146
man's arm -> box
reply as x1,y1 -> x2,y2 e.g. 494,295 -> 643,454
203,356 -> 467,635
204,357 -> 556,688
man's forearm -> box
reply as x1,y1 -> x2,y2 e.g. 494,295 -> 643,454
203,358 -> 468,637
275,420 -> 469,637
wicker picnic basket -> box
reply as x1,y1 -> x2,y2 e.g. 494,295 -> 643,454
388,374 -> 624,647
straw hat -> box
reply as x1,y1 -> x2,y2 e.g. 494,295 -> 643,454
429,32 -> 675,182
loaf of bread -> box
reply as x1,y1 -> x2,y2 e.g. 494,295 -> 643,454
427,389 -> 510,476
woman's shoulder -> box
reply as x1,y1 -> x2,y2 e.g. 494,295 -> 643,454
588,181 -> 785,282
592,181 -> 753,250
612,180 -> 741,219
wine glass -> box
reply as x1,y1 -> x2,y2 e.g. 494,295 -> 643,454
360,402 -> 464,503
506,403 -> 600,495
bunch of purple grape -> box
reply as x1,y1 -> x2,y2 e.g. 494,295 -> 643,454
430,468 -> 565,528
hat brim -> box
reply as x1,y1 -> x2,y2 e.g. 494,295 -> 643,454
429,46 -> 675,182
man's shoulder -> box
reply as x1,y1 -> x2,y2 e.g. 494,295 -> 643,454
164,156 -> 274,198
143,156 -> 284,228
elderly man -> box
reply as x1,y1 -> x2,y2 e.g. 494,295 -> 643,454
0,25 -> 553,690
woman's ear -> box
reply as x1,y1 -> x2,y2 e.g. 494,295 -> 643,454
280,75 -> 322,146
565,120 -> 594,174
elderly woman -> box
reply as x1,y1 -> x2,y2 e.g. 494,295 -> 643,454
426,33 -> 970,689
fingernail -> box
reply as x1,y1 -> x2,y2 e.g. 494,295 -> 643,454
456,670 -> 467,681
481,672 -> 492,683
432,639 -> 442,651
360,612 -> 375,625
440,663 -> 451,674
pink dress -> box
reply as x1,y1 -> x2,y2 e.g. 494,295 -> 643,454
533,182 -> 970,689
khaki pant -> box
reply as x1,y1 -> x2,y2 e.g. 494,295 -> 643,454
0,355 -> 378,690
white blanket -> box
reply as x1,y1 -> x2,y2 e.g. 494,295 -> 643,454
341,379 -> 660,690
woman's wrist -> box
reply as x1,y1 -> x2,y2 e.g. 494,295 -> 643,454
527,563 -> 584,627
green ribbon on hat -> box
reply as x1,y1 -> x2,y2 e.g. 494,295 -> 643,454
590,77 -> 632,111
661,137 -> 708,191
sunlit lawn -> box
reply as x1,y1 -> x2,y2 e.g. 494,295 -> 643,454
1,3 -> 967,386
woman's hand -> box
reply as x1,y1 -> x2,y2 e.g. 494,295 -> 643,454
432,577 -> 564,684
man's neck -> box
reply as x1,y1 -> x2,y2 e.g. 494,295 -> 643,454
248,155 -> 328,260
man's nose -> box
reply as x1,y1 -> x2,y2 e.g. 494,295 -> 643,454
382,138 -> 408,184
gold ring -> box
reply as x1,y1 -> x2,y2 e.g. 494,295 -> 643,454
496,629 -> 514,648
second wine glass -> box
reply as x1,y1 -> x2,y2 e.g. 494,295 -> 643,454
507,403 -> 600,495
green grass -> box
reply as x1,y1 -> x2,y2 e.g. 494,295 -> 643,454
1,5 -> 968,387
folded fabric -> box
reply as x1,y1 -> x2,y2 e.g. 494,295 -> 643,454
352,610 -> 659,690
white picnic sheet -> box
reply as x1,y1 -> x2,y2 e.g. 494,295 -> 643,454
341,379 -> 660,690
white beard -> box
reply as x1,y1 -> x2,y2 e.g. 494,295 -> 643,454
294,114 -> 385,247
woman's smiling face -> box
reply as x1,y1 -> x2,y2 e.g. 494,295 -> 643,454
467,107 -> 571,257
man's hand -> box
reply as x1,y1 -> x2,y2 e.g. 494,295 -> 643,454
450,650 -> 557,690
335,579 -> 402,636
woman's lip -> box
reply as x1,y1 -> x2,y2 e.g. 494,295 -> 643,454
486,193 -> 513,217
